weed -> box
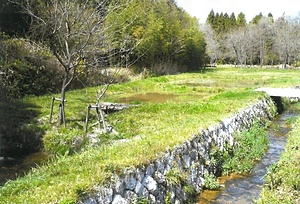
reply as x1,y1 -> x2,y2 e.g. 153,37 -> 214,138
222,123 -> 269,174
204,173 -> 220,190
132,197 -> 150,204
166,167 -> 186,187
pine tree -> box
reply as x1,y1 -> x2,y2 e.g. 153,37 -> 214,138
251,12 -> 263,24
236,12 -> 247,27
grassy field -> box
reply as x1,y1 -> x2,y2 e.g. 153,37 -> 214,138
1,67 -> 300,203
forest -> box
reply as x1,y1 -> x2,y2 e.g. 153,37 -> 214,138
204,10 -> 300,68
0,0 -> 299,100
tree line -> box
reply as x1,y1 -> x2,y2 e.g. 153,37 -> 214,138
0,0 -> 207,103
203,10 -> 300,68
1,0 -> 300,102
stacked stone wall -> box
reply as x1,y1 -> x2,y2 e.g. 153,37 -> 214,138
78,96 -> 277,204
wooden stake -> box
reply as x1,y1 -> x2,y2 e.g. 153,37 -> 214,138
85,104 -> 91,133
50,97 -> 55,123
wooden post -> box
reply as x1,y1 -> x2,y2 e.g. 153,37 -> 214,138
96,105 -> 102,131
99,106 -> 107,132
50,97 -> 67,124
50,97 -> 55,123
85,104 -> 91,133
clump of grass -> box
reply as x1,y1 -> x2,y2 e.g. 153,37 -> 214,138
204,173 -> 220,190
222,123 -> 269,174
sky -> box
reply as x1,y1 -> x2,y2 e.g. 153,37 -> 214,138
175,0 -> 300,23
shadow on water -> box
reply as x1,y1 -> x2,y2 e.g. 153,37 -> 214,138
198,104 -> 299,204
0,96 -> 45,185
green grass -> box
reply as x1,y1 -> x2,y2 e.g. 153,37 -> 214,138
1,67 -> 300,203
222,123 -> 270,174
257,103 -> 300,204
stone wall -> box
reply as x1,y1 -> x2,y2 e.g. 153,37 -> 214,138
78,96 -> 277,204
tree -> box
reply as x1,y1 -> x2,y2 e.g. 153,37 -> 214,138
274,16 -> 300,68
206,9 -> 216,29
274,16 -> 293,68
250,12 -> 263,25
229,12 -> 237,29
255,17 -> 274,66
202,23 -> 221,65
236,12 -> 247,27
20,0 -> 136,126
225,28 -> 248,67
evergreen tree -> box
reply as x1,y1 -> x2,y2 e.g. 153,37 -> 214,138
251,12 -> 263,24
229,13 -> 237,29
268,13 -> 274,23
236,12 -> 247,27
206,9 -> 215,25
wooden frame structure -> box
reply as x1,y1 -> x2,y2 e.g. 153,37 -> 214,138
49,97 -> 67,126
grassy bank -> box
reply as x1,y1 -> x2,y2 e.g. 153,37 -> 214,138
257,103 -> 300,204
0,67 -> 300,203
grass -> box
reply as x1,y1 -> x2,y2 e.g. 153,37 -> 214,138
222,123 -> 270,174
257,103 -> 300,204
1,67 -> 300,203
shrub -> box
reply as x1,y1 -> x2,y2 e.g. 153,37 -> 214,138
0,37 -> 63,98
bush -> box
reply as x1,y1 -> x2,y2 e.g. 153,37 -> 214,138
0,37 -> 63,98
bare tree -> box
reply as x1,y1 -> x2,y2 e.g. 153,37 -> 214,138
225,28 -> 248,67
254,17 -> 273,67
202,23 -> 221,66
19,0 -> 136,126
273,16 -> 300,68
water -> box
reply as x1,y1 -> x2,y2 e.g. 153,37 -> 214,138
199,106 -> 299,204
0,152 -> 48,186
118,92 -> 177,103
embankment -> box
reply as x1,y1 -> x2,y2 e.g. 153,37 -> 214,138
78,95 -> 277,204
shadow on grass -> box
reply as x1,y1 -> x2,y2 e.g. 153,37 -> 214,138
0,96 -> 44,158
186,67 -> 217,74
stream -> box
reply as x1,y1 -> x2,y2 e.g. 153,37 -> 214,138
198,105 -> 299,204
0,152 -> 48,186
0,103 -> 298,203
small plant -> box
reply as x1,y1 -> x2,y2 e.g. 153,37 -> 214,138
164,192 -> 171,204
166,166 -> 186,187
183,184 -> 198,203
204,173 -> 220,190
272,123 -> 280,132
133,197 -> 150,204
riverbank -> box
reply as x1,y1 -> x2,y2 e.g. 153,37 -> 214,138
0,68 -> 300,203
199,103 -> 300,203
257,103 -> 300,204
